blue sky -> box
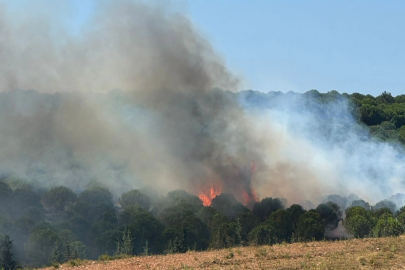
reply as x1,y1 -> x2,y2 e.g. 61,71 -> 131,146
187,1 -> 405,96
3,0 -> 405,96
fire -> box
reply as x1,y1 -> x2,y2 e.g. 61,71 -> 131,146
199,183 -> 222,206
198,161 -> 259,207
242,188 -> 259,207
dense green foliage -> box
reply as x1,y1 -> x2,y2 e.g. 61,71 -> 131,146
0,180 -> 403,268
343,91 -> 405,142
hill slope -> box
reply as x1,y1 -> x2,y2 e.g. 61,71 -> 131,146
41,236 -> 405,270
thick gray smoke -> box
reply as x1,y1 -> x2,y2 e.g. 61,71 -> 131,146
0,0 -> 404,207
0,0 -> 259,200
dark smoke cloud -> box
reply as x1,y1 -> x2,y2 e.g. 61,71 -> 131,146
0,0 -> 260,199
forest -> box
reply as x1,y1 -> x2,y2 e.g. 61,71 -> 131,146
0,89 -> 405,269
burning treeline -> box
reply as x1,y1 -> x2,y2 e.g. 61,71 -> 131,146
198,162 -> 258,207
0,0 -> 405,208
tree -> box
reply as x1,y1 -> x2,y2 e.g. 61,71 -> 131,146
0,235 -> 18,270
248,224 -> 283,245
11,187 -> 42,219
95,229 -> 121,256
49,240 -> 86,264
57,215 -> 93,246
316,202 -> 341,230
350,92 -> 366,101
0,182 -> 13,216
285,204 -> 306,232
162,228 -> 184,254
42,186 -> 77,214
376,91 -> 395,104
49,241 -> 64,264
64,241 -> 73,261
373,207 -> 394,220
374,200 -> 396,214
73,187 -> 116,225
115,228 -> 133,256
165,190 -> 203,213
373,216 -> 404,237
252,197 -> 284,221
350,200 -> 371,210
119,189 -> 151,210
209,214 -> 241,249
344,206 -> 375,238
69,241 -> 87,259
304,89 -> 321,99
76,187 -> 114,208
237,211 -> 260,244
323,195 -> 347,211
399,126 -> 405,143
359,104 -> 385,126
210,193 -> 246,219
157,204 -> 194,229
196,207 -> 217,228
397,212 -> 405,226
119,206 -> 164,255
267,209 -> 290,242
295,210 -> 324,241
180,215 -> 210,251
25,226 -> 60,266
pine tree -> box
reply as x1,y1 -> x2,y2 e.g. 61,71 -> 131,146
72,248 -> 79,260
64,242 -> 72,262
115,228 -> 133,256
121,228 -> 133,255
114,241 -> 121,256
0,235 -> 18,270
49,241 -> 63,264
142,240 -> 149,256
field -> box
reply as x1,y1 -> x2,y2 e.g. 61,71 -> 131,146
41,236 -> 405,270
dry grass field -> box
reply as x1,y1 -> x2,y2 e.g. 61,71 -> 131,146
41,236 -> 405,270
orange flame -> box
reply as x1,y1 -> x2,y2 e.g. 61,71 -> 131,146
199,183 -> 222,206
242,188 -> 259,206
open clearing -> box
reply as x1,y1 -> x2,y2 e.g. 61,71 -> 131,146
41,236 -> 405,270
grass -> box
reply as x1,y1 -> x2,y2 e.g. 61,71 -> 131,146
67,259 -> 83,267
39,235 -> 405,269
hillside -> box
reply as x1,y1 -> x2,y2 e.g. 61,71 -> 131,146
41,236 -> 405,270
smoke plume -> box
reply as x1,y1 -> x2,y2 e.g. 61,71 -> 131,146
0,0 -> 404,207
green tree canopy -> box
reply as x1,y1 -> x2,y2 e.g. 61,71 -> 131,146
24,225 -> 60,267
252,197 -> 284,221
315,202 -> 342,230
211,193 -> 246,219
295,210 -> 324,241
42,186 -> 77,214
119,189 -> 151,210
373,215 -> 404,237
344,206 -> 375,238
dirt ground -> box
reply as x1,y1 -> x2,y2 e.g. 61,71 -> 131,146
41,236 -> 405,270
